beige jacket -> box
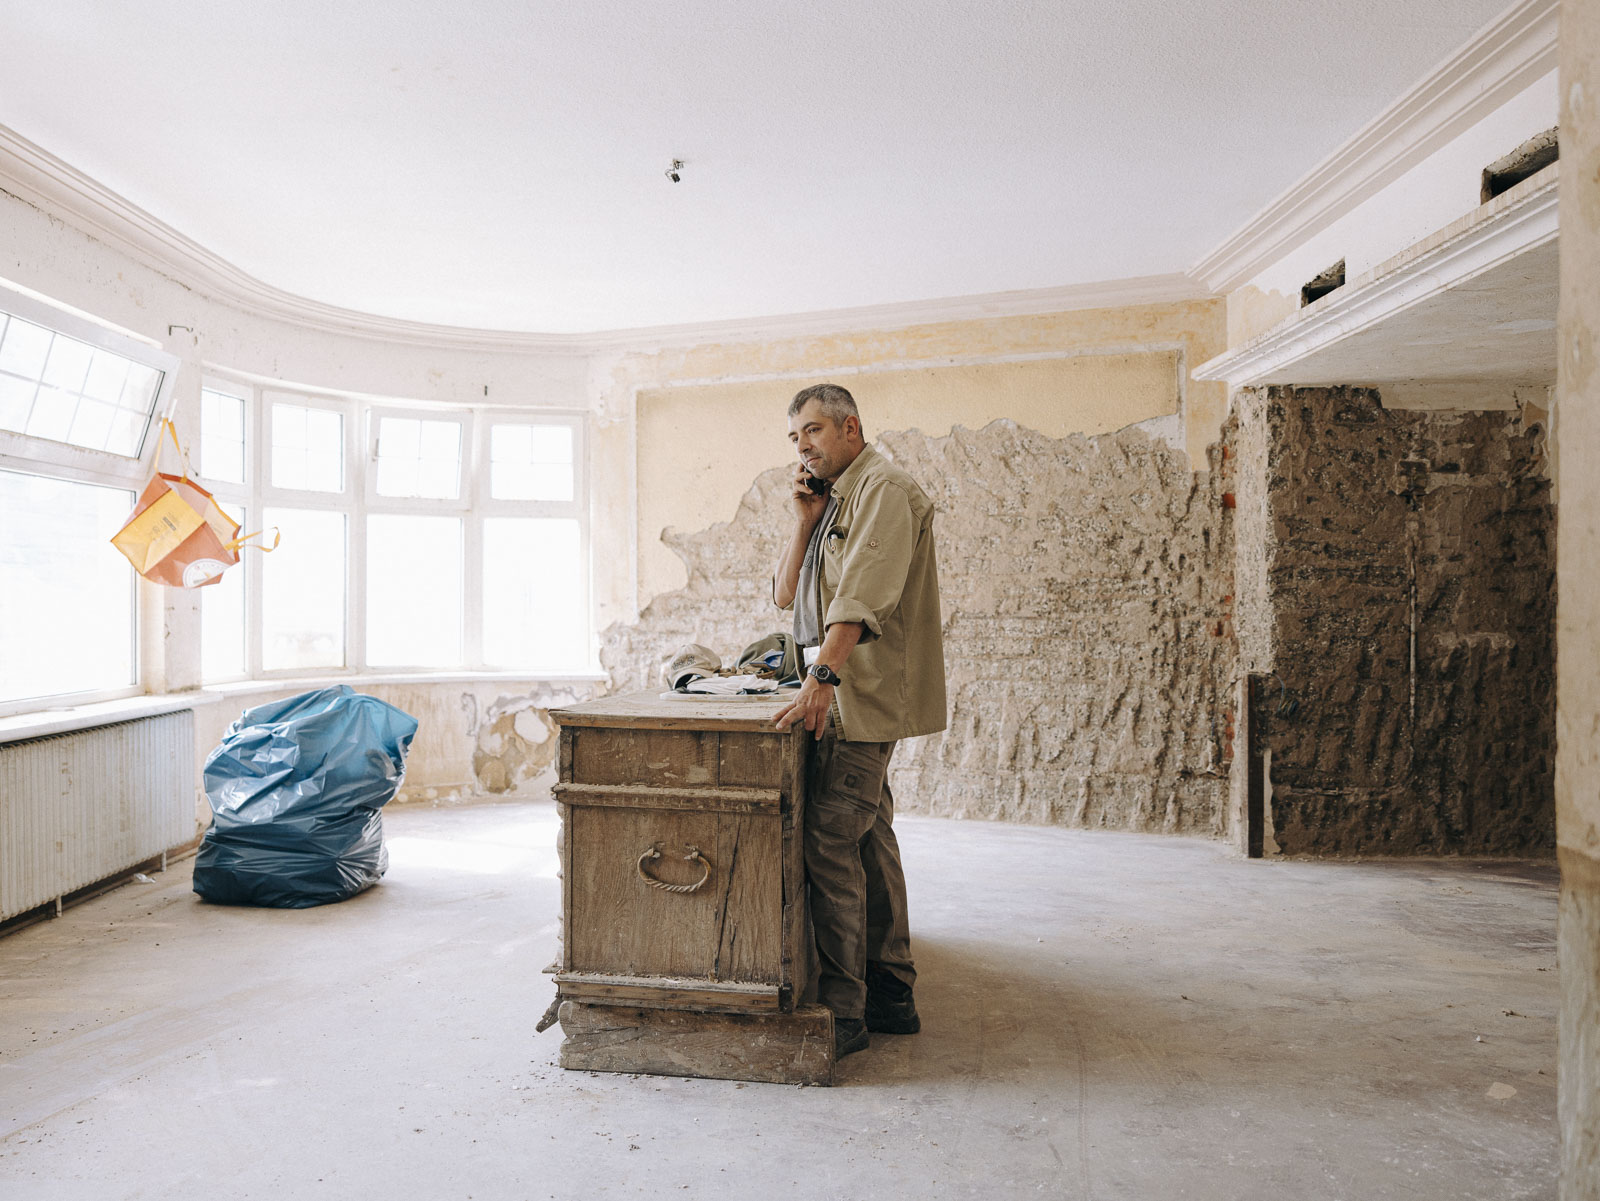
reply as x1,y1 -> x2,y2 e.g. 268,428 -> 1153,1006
782,444 -> 947,743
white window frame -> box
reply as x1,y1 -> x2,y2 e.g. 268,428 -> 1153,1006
0,281 -> 181,483
0,281 -> 181,717
362,403 -> 472,671
195,376 -> 255,684
364,404 -> 474,513
256,389 -> 359,675
474,412 -> 589,672
200,375 -> 592,681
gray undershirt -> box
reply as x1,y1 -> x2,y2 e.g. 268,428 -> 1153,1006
793,493 -> 837,648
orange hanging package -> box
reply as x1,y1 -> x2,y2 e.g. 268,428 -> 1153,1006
110,419 -> 278,588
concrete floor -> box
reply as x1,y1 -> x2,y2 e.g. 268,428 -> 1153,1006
0,799 -> 1558,1201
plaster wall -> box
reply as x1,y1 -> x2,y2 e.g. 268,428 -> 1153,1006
1233,386 -> 1554,856
1555,3 -> 1600,1192
602,420 -> 1236,833
1225,70 -> 1559,348
594,298 -> 1227,619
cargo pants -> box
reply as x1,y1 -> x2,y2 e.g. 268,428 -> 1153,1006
804,721 -> 917,1020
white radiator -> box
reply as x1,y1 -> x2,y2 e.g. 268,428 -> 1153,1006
0,711 -> 194,921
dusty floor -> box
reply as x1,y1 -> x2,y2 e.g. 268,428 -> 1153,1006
0,799 -> 1558,1201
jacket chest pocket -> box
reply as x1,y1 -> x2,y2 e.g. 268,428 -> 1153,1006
821,525 -> 846,589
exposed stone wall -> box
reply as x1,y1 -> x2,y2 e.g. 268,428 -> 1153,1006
1237,386 -> 1554,855
603,420 -> 1236,834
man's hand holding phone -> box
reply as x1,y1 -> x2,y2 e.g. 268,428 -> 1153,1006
790,462 -> 829,526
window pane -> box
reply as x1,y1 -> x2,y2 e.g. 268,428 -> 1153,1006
26,385 -> 77,441
0,318 -> 52,378
68,399 -> 116,449
366,515 -> 462,666
122,363 -> 160,413
81,351 -> 129,403
482,518 -> 584,668
42,337 -> 93,391
201,387 -> 247,484
271,402 -> 344,492
491,422 -> 573,501
262,507 -> 345,670
201,506 -> 247,681
106,410 -> 148,458
0,470 -> 135,703
0,315 -> 161,457
375,416 -> 461,499
0,374 -> 37,431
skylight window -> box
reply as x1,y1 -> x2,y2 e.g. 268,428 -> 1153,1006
0,312 -> 164,456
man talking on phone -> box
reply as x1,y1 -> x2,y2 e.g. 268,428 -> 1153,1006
772,383 -> 947,1060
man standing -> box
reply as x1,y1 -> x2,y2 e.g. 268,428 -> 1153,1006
772,383 -> 947,1059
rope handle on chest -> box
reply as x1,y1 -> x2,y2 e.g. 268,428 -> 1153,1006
636,844 -> 712,894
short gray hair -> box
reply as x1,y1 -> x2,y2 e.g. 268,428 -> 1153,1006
788,383 -> 861,433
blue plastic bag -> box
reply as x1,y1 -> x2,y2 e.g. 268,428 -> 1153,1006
193,686 -> 418,908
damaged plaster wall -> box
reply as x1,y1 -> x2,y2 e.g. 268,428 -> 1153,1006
603,420 -> 1235,834
633,348 -> 1185,603
1234,386 -> 1554,855
588,297 -> 1229,630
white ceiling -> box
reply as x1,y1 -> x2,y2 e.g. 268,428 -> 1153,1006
0,0 -> 1511,334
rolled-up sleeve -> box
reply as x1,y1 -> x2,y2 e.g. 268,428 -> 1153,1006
824,480 -> 915,642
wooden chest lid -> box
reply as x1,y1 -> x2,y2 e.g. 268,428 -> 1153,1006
550,689 -> 793,732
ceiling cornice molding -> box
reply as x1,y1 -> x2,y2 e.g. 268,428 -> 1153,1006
1188,0 -> 1557,296
0,122 -> 592,354
0,121 -> 1210,358
1191,165 -> 1558,388
591,274 -> 1213,354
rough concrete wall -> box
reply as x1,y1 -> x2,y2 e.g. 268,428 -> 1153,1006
1240,386 -> 1554,856
603,420 -> 1235,834
1557,4 -> 1600,1193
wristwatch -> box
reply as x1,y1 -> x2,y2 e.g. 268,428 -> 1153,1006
808,663 -> 842,686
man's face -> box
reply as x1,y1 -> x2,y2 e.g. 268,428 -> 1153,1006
788,399 -> 857,482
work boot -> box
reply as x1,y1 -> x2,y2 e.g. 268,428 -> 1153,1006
834,1017 -> 869,1058
865,968 -> 921,1035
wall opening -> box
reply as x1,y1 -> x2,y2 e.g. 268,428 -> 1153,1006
1480,127 -> 1558,203
1300,259 -> 1345,307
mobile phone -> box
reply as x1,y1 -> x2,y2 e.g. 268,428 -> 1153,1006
805,475 -> 829,495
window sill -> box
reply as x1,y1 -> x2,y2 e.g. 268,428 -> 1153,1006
198,670 -> 608,699
0,672 -> 609,744
0,694 -> 205,745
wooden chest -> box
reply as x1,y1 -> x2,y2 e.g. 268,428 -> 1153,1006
547,691 -> 834,1085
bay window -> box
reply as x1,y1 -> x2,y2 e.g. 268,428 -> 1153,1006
197,378 -> 589,682
0,282 -> 179,715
